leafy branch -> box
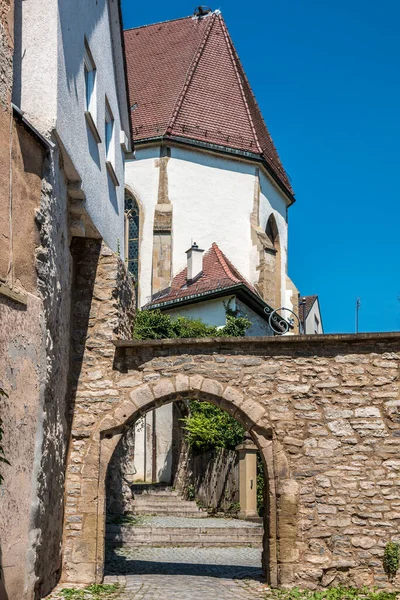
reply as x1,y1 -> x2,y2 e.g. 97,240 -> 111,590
132,309 -> 250,340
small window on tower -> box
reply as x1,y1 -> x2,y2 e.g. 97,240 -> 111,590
314,314 -> 319,334
105,98 -> 119,185
125,190 -> 140,299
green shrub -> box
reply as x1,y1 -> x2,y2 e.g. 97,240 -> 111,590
265,586 -> 398,600
383,541 -> 400,581
182,400 -> 245,454
132,309 -> 250,340
59,583 -> 120,599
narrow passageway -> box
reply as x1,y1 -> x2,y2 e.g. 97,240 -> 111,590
103,394 -> 271,599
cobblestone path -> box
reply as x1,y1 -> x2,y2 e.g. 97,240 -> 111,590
104,547 -> 268,599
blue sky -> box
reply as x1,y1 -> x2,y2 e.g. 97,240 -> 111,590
122,0 -> 400,334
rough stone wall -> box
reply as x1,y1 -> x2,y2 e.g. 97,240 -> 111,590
0,128 -> 73,600
62,333 -> 400,590
62,239 -> 135,584
29,151 -> 73,600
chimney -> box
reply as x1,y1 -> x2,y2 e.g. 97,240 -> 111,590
186,242 -> 204,282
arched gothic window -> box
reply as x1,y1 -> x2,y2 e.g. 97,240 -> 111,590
265,213 -> 279,248
124,190 -> 139,290
263,213 -> 281,308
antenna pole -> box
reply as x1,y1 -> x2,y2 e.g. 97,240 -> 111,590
355,298 -> 361,334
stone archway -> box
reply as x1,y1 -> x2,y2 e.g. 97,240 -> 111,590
62,375 -> 298,588
61,330 -> 400,591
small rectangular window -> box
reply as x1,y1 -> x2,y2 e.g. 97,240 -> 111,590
84,41 -> 100,143
105,98 -> 119,186
84,42 -> 96,118
105,99 -> 114,163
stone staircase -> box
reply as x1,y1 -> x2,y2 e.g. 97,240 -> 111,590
106,483 -> 263,549
106,518 -> 263,548
129,483 -> 207,518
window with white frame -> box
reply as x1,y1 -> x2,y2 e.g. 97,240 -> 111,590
84,41 -> 96,119
105,99 -> 115,165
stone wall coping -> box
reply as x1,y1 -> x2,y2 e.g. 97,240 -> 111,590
114,331 -> 400,349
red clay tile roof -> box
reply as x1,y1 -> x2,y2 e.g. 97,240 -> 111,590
298,295 -> 318,321
144,242 -> 262,309
124,11 -> 294,200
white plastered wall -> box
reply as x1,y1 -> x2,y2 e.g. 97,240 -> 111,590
305,299 -> 324,334
125,145 -> 290,309
165,297 -> 229,327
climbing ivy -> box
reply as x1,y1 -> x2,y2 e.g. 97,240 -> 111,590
182,400 -> 245,454
0,387 -> 10,486
383,541 -> 400,581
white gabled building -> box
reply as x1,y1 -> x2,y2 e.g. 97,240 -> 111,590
299,295 -> 324,334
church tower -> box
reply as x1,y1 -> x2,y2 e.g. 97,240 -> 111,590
123,8 -> 297,312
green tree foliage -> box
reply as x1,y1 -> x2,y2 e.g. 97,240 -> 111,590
133,309 -> 251,340
383,541 -> 400,581
182,400 -> 245,454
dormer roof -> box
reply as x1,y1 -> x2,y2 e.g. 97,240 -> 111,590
124,11 -> 294,202
144,242 -> 270,314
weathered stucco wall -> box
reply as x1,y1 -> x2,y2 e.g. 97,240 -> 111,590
62,332 -> 400,590
0,129 -> 73,600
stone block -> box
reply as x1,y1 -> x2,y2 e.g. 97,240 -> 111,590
129,384 -> 154,412
152,378 -> 176,400
327,419 -> 354,437
175,373 -> 189,392
222,386 -> 244,407
189,374 -> 204,392
113,400 -> 136,424
201,378 -> 224,398
351,536 -> 375,549
354,407 -> 381,418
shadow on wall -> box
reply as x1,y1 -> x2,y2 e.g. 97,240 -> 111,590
106,428 -> 136,516
157,445 -> 172,484
0,544 -> 9,600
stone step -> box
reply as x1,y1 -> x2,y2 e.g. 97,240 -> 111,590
131,507 -> 207,517
133,491 -> 180,497
106,525 -> 263,548
131,498 -> 198,507
131,484 -> 178,495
